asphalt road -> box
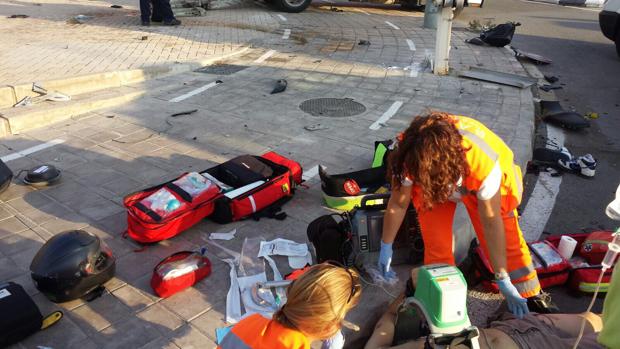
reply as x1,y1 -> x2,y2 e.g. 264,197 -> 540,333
456,0 -> 620,313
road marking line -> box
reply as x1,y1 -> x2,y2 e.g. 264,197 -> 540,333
254,50 -> 276,63
302,165 -> 319,181
277,14 -> 287,21
169,81 -> 220,103
282,29 -> 291,40
385,21 -> 400,30
1,139 -> 66,162
406,39 -> 416,51
520,124 -> 565,242
356,8 -> 370,15
370,101 -> 403,130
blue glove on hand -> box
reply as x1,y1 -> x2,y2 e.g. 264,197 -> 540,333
378,241 -> 395,279
321,330 -> 345,349
496,277 -> 529,319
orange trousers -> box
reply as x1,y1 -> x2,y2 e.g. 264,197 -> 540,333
412,191 -> 541,298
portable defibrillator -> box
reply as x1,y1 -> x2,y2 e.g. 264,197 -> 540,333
350,193 -> 424,269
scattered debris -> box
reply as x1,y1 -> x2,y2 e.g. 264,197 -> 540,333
304,123 -> 329,131
540,84 -> 562,92
8,14 -> 29,18
512,47 -> 552,65
468,19 -> 495,33
468,22 -> 520,47
68,14 -> 93,24
358,40 -> 371,46
209,229 -> 237,240
313,60 -> 322,63
458,67 -> 537,88
585,112 -> 599,119
540,100 -> 590,130
270,79 -> 287,94
330,6 -> 343,12
106,115 -> 115,118
216,80 -> 223,84
171,109 -> 198,117
544,75 -> 559,84
14,83 -> 71,107
110,4 -> 123,8
558,153 -> 596,178
141,35 -> 148,40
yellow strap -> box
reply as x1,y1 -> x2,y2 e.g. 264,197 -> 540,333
41,311 -> 63,330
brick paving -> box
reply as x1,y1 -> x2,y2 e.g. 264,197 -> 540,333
0,2 -> 534,348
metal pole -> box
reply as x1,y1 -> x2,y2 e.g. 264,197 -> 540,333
433,6 -> 454,75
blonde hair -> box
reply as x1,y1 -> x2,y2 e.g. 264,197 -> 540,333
274,263 -> 361,340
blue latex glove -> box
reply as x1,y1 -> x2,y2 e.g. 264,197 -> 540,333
378,241 -> 396,279
496,277 -> 529,318
321,330 -> 345,349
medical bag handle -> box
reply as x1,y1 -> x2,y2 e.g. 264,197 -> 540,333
359,193 -> 391,210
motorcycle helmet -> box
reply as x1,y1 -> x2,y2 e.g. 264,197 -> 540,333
30,230 -> 116,303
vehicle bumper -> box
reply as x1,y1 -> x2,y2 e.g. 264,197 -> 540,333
599,10 -> 618,41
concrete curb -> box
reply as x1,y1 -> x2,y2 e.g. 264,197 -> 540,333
0,46 -> 251,110
0,87 -> 145,136
0,46 -> 251,137
527,0 -> 604,7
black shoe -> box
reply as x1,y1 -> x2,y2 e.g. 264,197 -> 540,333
141,20 -> 150,26
151,17 -> 163,22
163,18 -> 181,26
527,292 -> 560,313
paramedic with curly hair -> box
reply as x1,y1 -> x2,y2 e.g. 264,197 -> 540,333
379,112 -> 551,318
217,262 -> 362,349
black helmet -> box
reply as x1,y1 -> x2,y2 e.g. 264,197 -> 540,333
30,230 -> 116,303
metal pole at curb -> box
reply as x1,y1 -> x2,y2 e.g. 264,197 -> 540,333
432,0 -> 464,76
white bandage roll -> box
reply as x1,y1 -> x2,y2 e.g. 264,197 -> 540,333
558,235 -> 578,260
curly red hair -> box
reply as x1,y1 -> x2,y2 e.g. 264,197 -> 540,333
388,112 -> 470,210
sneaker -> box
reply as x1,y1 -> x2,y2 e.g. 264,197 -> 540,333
558,158 -> 580,172
577,154 -> 596,177
527,292 -> 560,313
163,18 -> 181,26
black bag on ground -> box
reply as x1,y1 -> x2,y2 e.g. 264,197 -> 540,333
0,282 -> 44,346
307,213 -> 354,266
0,159 -> 13,194
217,155 -> 274,188
480,22 -> 521,47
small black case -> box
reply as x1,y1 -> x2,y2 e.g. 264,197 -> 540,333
0,282 -> 43,347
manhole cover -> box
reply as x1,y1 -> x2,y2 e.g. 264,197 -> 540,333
195,64 -> 248,75
299,98 -> 366,117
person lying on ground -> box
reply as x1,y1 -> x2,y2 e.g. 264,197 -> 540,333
217,262 -> 362,349
365,264 -> 620,349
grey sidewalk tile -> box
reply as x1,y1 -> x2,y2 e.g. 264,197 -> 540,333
170,324 -> 217,349
71,293 -> 134,335
161,286 -> 217,321
91,316 -> 162,349
112,284 -> 156,313
189,302 -> 227,342
139,337 -> 182,349
137,303 -> 186,334
0,257 -> 22,280
0,216 -> 29,235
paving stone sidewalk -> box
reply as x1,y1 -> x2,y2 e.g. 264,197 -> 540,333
1,2 -> 535,349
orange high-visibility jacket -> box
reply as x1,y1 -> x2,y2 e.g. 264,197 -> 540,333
217,314 -> 310,349
406,115 -> 539,297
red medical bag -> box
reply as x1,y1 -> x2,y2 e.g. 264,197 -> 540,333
547,232 -> 616,294
124,152 -> 302,243
151,251 -> 211,298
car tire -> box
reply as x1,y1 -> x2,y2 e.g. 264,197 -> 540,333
615,30 -> 620,58
276,0 -> 311,12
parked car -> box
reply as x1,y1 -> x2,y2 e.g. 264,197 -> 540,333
599,0 -> 620,57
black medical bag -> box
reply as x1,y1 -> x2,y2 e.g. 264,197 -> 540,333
0,282 -> 44,346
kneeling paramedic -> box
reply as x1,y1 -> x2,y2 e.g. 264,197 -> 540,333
379,112 -> 552,318
217,262 -> 362,349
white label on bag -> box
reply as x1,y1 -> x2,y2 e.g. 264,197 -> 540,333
0,288 -> 11,299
